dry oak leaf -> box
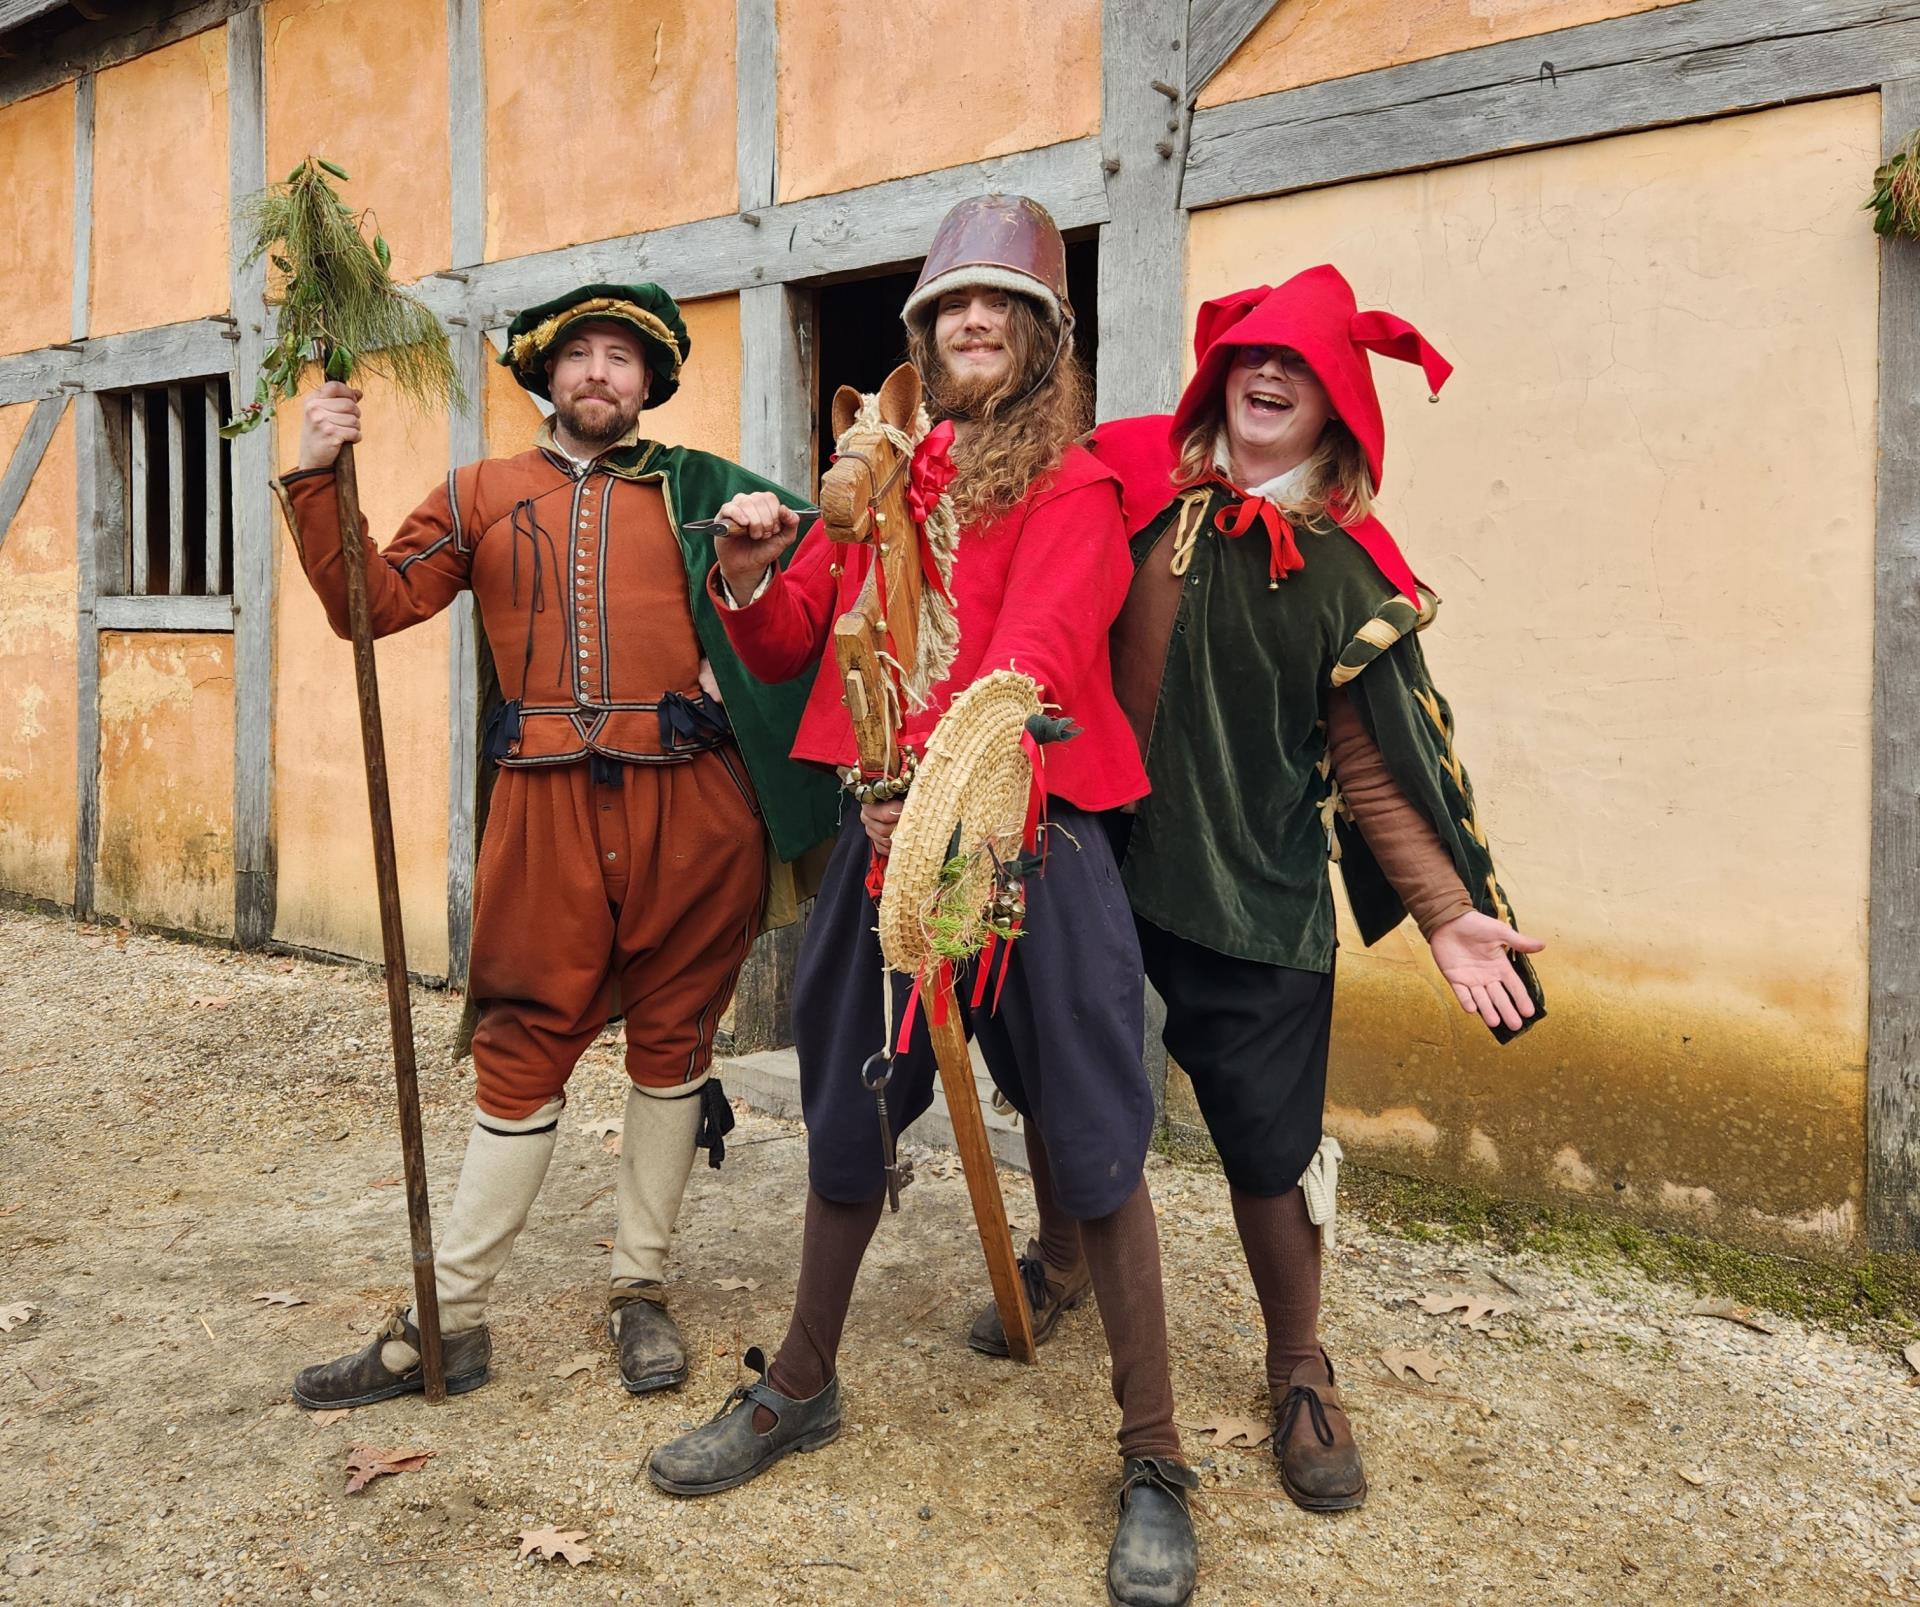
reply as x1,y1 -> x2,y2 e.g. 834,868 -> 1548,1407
343,1443 -> 435,1494
189,995 -> 232,1009
252,1290 -> 308,1309
584,1118 -> 622,1140
1419,1292 -> 1512,1331
1687,1299 -> 1774,1335
553,1355 -> 597,1381
518,1527 -> 594,1566
307,1408 -> 352,1427
1380,1347 -> 1447,1384
713,1277 -> 760,1293
0,1302 -> 36,1333
1193,1413 -> 1271,1449
591,1238 -> 614,1252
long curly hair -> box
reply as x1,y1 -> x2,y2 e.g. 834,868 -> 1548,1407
906,293 -> 1091,526
1172,395 -> 1376,528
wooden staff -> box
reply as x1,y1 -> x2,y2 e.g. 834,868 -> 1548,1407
332,443 -> 447,1401
825,420 -> 1037,1365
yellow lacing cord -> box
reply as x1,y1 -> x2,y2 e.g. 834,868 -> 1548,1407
1167,490 -> 1210,577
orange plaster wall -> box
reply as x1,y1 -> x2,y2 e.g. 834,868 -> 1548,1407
1183,97 -> 1882,1251
775,0 -> 1099,202
94,632 -> 235,935
0,83 -> 75,356
272,381 -> 452,974
644,296 -> 741,461
484,0 -> 737,261
482,297 -> 742,462
1201,0 -> 1692,106
263,0 -> 450,283
89,31 -> 229,337
0,404 -> 77,904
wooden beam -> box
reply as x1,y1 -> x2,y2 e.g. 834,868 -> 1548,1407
737,0 -> 776,213
203,380 -> 222,592
444,326 -> 485,987
70,70 -> 91,340
420,136 -> 1109,330
165,382 -> 185,593
128,393 -> 148,593
1184,0 -> 1920,209
0,0 -> 257,109
726,0 -> 813,1055
447,0 -> 484,265
443,0 -> 486,986
0,0 -> 78,29
0,319 -> 234,408
1097,0 -> 1189,419
73,391 -> 112,918
227,4 -> 274,947
1185,0 -> 1280,105
0,393 -> 66,558
1870,77 -> 1920,1253
96,593 -> 234,631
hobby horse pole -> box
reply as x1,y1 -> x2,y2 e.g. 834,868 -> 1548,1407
331,442 -> 447,1401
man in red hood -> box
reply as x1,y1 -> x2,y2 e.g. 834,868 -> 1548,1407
1035,264 -> 1545,1513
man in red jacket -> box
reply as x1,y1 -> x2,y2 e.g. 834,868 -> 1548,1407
645,196 -> 1200,1607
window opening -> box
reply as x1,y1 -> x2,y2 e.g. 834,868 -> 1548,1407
107,377 -> 234,599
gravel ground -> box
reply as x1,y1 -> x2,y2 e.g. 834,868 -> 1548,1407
1,905 -> 1916,1606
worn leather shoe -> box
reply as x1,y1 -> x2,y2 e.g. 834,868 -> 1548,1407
609,1282 -> 688,1393
967,1241 -> 1092,1357
292,1306 -> 490,1409
1274,1351 -> 1368,1511
648,1346 -> 840,1496
1107,1456 -> 1199,1607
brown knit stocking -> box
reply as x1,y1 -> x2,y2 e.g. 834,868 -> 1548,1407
759,1187 -> 884,1429
1078,1177 -> 1183,1463
1229,1183 -> 1324,1401
1023,1123 -> 1085,1277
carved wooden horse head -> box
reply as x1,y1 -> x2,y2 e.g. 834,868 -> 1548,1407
820,362 -> 926,680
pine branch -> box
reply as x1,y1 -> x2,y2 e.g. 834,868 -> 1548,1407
225,157 -> 465,436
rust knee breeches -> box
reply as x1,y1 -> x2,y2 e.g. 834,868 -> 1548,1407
466,749 -> 766,1120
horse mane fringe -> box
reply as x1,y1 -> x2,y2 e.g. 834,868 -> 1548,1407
836,396 -> 960,711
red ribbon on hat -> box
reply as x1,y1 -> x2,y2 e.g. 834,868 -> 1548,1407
1213,489 -> 1306,586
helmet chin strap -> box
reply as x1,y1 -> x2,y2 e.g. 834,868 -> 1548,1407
922,312 -> 1076,423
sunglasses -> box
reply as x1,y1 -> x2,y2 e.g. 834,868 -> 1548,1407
1232,344 -> 1316,383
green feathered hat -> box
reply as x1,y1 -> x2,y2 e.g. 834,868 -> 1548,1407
499,281 -> 689,407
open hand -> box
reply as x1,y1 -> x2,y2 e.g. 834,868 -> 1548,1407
712,492 -> 801,601
297,380 -> 362,470
1427,910 -> 1545,1032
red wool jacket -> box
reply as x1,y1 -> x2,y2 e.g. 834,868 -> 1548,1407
707,444 -> 1148,812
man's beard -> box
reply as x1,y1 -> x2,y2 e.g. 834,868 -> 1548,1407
933,345 -> 1022,419
554,389 -> 640,447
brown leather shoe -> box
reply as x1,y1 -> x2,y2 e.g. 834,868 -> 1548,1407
292,1306 -> 491,1409
609,1281 -> 689,1393
1274,1352 -> 1368,1512
966,1240 -> 1092,1357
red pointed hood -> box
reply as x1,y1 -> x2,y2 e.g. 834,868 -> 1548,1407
1170,264 -> 1452,490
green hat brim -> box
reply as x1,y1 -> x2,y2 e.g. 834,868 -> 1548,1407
499,283 -> 688,407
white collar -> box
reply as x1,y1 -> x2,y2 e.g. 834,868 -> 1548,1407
1213,432 -> 1314,503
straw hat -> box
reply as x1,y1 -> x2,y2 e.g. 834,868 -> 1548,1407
878,670 -> 1043,976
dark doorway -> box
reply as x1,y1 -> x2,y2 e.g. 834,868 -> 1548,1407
812,234 -> 1100,464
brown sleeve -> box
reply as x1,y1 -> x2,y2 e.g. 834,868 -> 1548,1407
274,465 -> 471,641
1326,687 -> 1474,937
